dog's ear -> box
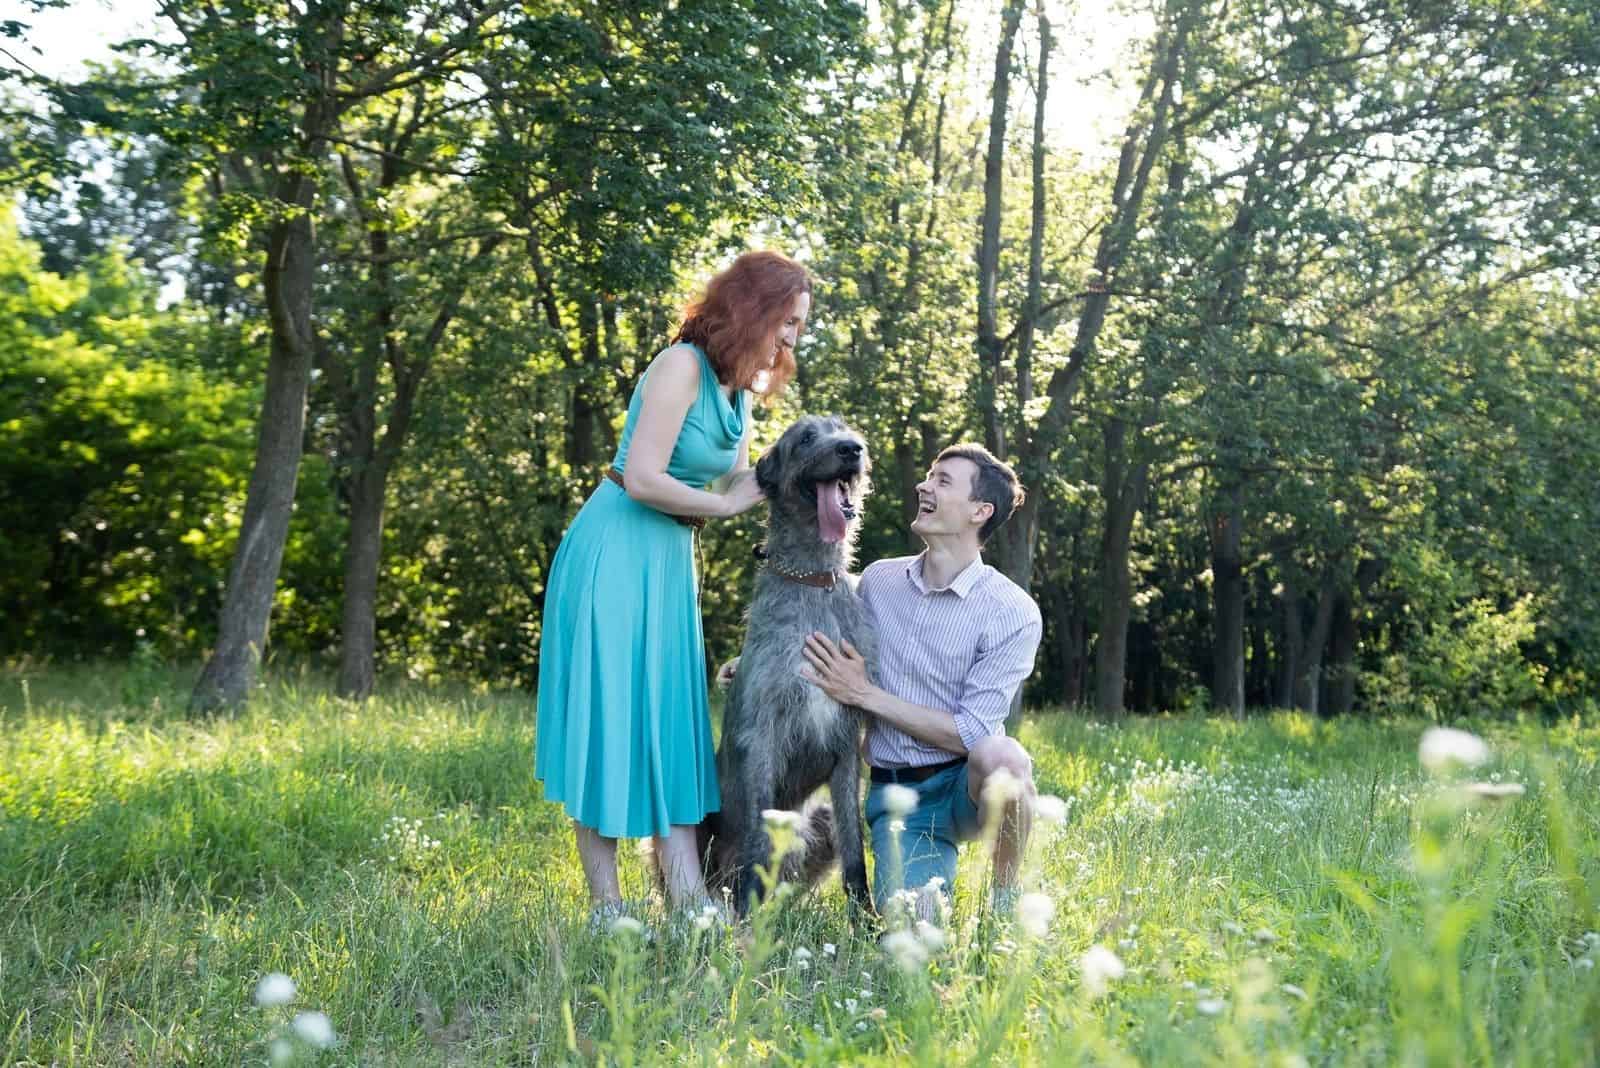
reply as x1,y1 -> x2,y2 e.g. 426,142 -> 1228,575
755,446 -> 780,498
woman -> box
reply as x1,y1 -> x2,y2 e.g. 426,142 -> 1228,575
535,250 -> 812,923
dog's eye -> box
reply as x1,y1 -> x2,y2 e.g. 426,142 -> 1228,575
798,428 -> 815,446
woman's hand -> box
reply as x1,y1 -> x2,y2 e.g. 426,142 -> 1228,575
719,470 -> 766,517
715,657 -> 740,689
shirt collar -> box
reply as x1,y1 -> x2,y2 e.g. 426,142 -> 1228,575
906,552 -> 986,598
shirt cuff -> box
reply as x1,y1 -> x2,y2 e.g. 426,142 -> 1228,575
953,708 -> 1002,753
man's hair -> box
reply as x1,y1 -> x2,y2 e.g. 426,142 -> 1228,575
936,443 -> 1025,544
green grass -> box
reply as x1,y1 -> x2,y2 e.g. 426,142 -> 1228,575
1,660 -> 1597,1065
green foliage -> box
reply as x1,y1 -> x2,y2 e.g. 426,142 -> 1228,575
0,211 -> 341,656
3,0 -> 1599,716
1373,592 -> 1548,722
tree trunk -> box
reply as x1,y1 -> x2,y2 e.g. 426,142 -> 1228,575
1291,572 -> 1339,716
1326,557 -> 1380,716
341,239 -> 502,698
1325,585 -> 1358,717
1276,576 -> 1303,709
1094,418 -> 1147,717
1061,610 -> 1087,708
974,0 -> 1025,462
337,463 -> 388,699
566,301 -> 606,471
1247,572 -> 1273,707
190,181 -> 318,713
1209,490 -> 1245,718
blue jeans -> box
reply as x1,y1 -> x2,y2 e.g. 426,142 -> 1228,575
864,761 -> 983,909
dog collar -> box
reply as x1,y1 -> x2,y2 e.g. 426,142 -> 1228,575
763,561 -> 839,589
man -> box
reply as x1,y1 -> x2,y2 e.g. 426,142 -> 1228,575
800,443 -> 1041,918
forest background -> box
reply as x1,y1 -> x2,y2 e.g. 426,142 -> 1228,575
3,0 -> 1597,721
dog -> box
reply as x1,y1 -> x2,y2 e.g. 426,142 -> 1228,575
704,414 -> 876,915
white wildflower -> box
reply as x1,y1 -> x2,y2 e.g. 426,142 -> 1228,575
1034,794 -> 1069,825
1418,727 -> 1490,775
608,916 -> 644,937
823,943 -> 837,957
254,972 -> 296,1008
1017,892 -> 1055,938
981,768 -> 1022,806
1196,998 -> 1226,1016
844,998 -> 858,1014
1253,928 -> 1277,944
761,808 -> 802,831
1462,781 -> 1525,801
883,929 -> 929,971
1281,983 -> 1308,1000
882,784 -> 919,817
1079,945 -> 1125,998
914,921 -> 947,952
291,1010 -> 337,1049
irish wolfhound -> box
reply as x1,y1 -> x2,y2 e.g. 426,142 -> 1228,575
707,414 -> 876,915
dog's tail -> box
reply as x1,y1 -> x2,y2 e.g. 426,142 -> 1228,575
778,799 -> 839,887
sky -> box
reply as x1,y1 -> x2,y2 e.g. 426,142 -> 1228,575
6,0 -> 1147,159
2,0 -> 167,81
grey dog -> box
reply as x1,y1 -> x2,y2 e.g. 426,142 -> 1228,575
703,414 -> 876,915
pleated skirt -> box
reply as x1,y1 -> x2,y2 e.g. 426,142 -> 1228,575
533,479 -> 720,838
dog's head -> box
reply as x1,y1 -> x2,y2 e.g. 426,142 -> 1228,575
754,414 -> 871,545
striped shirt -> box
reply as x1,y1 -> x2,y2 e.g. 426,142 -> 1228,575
858,553 -> 1043,769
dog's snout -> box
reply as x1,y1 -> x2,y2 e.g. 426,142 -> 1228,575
836,440 -> 863,459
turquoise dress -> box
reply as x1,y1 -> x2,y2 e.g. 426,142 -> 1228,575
535,343 -> 748,838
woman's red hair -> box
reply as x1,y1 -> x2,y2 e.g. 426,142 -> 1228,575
675,250 -> 811,395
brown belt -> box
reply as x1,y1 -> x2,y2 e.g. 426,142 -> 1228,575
870,756 -> 967,784
604,468 -> 706,530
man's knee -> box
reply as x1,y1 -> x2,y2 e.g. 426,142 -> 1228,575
968,735 -> 1034,803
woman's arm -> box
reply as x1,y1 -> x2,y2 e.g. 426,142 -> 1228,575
711,420 -> 753,494
623,346 -> 762,518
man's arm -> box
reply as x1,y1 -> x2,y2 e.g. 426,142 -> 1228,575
801,595 -> 1042,756
800,634 -> 968,753
944,609 -> 1041,752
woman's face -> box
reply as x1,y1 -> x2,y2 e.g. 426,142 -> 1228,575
767,291 -> 811,368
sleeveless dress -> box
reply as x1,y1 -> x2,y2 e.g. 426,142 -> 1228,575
534,343 -> 748,838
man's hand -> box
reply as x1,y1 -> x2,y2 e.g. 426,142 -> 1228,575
715,656 -> 740,689
799,632 -> 875,708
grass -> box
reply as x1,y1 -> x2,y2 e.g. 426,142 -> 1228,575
1,659 -> 1597,1065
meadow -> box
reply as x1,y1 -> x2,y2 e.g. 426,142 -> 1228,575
1,661 -> 1596,1066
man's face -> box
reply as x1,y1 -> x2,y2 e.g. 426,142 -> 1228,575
911,457 -> 992,540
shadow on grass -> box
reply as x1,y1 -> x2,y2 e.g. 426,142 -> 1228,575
0,723 -> 566,906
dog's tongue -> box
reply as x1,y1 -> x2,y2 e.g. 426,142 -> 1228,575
817,481 -> 848,543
